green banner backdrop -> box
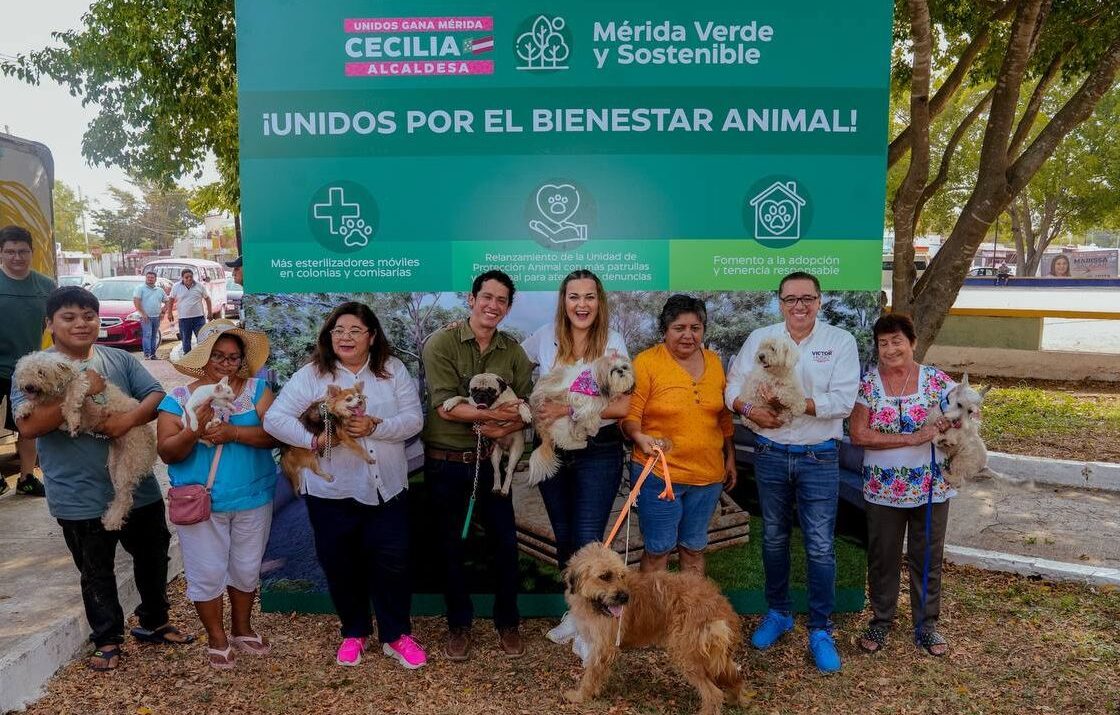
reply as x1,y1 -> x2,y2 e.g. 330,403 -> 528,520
237,0 -> 893,294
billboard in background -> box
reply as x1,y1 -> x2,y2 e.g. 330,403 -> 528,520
0,133 -> 55,278
1040,250 -> 1119,278
236,0 -> 893,294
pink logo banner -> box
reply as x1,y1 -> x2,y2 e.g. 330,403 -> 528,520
345,60 -> 494,77
344,16 -> 493,33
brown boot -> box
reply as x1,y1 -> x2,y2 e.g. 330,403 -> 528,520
498,627 -> 524,658
444,627 -> 471,661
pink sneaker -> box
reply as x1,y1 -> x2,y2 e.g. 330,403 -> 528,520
383,635 -> 427,669
336,637 -> 367,666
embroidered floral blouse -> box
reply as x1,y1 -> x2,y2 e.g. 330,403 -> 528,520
855,365 -> 957,507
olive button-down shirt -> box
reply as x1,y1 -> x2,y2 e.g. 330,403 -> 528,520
421,321 -> 534,451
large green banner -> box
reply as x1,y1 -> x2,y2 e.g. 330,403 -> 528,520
237,1 -> 892,293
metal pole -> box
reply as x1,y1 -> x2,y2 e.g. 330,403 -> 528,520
77,185 -> 90,251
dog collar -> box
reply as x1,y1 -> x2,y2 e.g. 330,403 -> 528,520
569,368 -> 601,397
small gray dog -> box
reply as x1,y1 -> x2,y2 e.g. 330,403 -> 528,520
442,373 -> 532,496
12,351 -> 158,530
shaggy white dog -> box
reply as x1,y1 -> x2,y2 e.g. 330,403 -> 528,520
12,351 -> 157,530
528,352 -> 635,485
736,337 -> 806,428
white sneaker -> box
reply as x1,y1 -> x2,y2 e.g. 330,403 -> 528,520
571,633 -> 591,666
546,611 -> 577,645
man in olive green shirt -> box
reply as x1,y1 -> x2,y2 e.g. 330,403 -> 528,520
422,270 -> 533,661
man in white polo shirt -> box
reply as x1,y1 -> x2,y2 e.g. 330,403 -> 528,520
725,271 -> 859,674
166,268 -> 211,354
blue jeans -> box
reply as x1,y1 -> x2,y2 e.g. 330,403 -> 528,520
178,315 -> 206,353
538,427 -> 624,569
754,442 -> 839,630
629,461 -> 724,556
140,316 -> 161,357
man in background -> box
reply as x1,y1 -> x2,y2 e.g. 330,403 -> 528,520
131,270 -> 166,360
166,268 -> 211,353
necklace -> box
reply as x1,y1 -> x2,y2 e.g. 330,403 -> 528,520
883,363 -> 915,433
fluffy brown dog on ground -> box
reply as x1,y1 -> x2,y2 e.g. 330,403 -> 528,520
562,542 -> 748,715
279,382 -> 376,491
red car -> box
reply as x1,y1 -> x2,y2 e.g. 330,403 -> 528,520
91,276 -> 176,350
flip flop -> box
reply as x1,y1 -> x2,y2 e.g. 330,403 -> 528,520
208,645 -> 236,670
88,645 -> 122,671
231,634 -> 272,656
131,624 -> 196,645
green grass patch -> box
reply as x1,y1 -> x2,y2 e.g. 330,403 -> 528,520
980,386 -> 1120,441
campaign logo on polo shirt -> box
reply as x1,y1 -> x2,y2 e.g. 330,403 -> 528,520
810,349 -> 833,363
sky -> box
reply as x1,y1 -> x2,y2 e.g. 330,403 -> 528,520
0,0 -> 213,213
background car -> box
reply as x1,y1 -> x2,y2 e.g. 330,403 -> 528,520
224,281 -> 243,319
57,273 -> 100,288
90,276 -> 176,350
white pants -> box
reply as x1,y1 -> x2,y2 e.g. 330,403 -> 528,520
176,503 -> 273,602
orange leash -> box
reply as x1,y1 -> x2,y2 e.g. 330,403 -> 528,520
605,446 -> 675,546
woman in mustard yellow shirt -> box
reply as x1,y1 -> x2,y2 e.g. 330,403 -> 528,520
621,294 -> 737,575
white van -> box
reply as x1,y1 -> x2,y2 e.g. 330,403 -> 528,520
142,257 -> 229,319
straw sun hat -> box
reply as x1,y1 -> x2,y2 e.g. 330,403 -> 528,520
172,319 -> 270,378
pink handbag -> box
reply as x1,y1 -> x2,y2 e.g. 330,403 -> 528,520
168,445 -> 222,526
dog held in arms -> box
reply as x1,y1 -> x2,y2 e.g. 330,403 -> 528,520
279,382 -> 376,492
442,373 -> 532,496
736,337 -> 806,428
527,352 -> 635,485
12,351 -> 157,530
562,543 -> 748,715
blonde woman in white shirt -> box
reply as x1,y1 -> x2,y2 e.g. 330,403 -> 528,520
521,270 -> 630,652
264,302 -> 427,670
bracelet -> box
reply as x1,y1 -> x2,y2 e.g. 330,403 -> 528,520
739,402 -> 753,418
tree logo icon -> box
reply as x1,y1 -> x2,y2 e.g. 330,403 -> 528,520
515,15 -> 571,71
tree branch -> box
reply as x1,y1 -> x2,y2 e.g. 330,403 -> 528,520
1009,34 -> 1120,193
1008,44 -> 1070,159
915,89 -> 994,218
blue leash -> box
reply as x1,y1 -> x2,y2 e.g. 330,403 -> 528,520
916,442 -> 937,645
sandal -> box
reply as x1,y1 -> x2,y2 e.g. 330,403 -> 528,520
916,629 -> 949,657
231,633 -> 272,656
88,644 -> 122,671
207,645 -> 236,670
131,624 -> 196,645
858,625 -> 888,654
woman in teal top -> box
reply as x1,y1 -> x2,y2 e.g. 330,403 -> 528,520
156,320 -> 279,670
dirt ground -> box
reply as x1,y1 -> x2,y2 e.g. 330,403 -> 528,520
18,564 -> 1120,715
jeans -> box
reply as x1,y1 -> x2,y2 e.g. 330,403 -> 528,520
629,462 -> 724,555
425,456 -> 520,630
178,315 -> 206,353
538,427 -> 624,569
140,316 -> 161,357
304,494 -> 412,643
57,499 -> 172,646
754,442 -> 840,630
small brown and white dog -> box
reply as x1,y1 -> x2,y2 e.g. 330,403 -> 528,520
527,353 -> 635,485
562,543 -> 748,715
442,373 -> 532,496
736,336 -> 806,428
12,351 -> 157,530
279,382 -> 376,492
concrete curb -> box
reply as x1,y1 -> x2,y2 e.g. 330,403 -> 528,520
0,539 -> 183,713
988,451 -> 1120,492
945,544 -> 1120,586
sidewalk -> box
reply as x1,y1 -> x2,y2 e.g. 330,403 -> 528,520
1,354 -> 188,713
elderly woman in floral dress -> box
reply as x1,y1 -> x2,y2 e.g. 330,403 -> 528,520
848,314 -> 955,657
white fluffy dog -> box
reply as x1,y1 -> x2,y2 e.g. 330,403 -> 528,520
736,337 -> 806,428
932,372 -> 993,487
527,353 -> 635,485
12,351 -> 157,530
442,373 -> 532,496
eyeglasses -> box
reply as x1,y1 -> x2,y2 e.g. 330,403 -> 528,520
1,249 -> 32,258
330,328 -> 370,339
779,295 -> 820,307
209,352 -> 243,365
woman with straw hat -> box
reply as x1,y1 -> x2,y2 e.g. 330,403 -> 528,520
156,319 -> 279,670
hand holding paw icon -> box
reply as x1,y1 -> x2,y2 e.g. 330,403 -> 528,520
341,217 -> 374,247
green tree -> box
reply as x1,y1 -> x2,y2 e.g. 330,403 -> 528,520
92,181 -> 197,257
1,0 -> 238,217
52,181 -> 91,251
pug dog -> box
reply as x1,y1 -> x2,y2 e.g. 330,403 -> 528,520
442,373 -> 532,496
